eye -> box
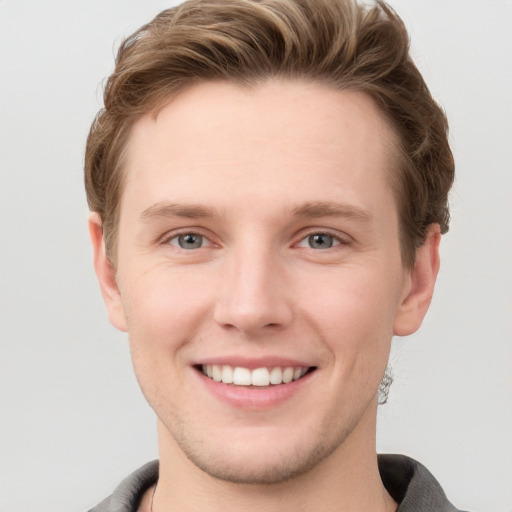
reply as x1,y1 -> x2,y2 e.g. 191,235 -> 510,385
298,232 -> 341,249
169,233 -> 206,249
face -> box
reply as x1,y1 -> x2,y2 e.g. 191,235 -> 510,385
91,80 -> 439,484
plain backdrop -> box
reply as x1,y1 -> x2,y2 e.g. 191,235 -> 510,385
1,1 -> 511,511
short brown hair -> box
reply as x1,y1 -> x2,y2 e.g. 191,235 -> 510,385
85,0 -> 454,268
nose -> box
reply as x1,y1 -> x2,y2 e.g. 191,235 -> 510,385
213,243 -> 294,336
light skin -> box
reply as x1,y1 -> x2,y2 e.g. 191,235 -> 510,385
90,80 -> 440,512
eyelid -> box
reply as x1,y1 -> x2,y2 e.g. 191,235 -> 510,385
157,227 -> 350,249
159,228 -> 215,248
294,229 -> 351,248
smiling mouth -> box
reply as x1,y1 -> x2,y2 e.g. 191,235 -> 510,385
197,364 -> 316,387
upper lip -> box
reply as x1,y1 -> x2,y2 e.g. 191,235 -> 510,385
193,356 -> 315,369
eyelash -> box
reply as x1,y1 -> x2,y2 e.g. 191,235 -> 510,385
162,229 -> 349,251
164,231 -> 213,250
295,231 -> 348,250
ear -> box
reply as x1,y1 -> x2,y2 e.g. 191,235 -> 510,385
88,213 -> 128,332
393,224 -> 441,336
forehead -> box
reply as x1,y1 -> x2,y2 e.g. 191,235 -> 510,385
121,79 -> 397,218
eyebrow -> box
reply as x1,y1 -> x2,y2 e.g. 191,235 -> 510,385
140,202 -> 216,221
292,201 -> 373,223
139,200 -> 372,223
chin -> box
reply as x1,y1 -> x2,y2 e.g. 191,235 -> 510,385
184,444 -> 327,485
166,417 -> 360,486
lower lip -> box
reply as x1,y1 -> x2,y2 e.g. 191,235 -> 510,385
193,368 -> 315,410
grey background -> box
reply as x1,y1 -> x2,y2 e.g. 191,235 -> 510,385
1,1 -> 511,511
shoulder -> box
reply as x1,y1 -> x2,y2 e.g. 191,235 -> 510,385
378,454 -> 469,512
88,460 -> 159,512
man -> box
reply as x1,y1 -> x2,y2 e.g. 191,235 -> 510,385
85,0 -> 462,510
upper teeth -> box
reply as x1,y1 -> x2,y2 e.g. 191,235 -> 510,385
202,365 -> 309,386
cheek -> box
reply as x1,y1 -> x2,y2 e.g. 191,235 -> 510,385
300,266 -> 400,366
119,267 -> 213,356
120,268 -> 213,411
306,266 -> 398,329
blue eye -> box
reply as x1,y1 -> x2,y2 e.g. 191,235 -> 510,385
297,233 -> 341,249
308,233 -> 335,249
170,233 -> 204,249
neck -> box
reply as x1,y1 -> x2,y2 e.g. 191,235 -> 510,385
151,409 -> 396,512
